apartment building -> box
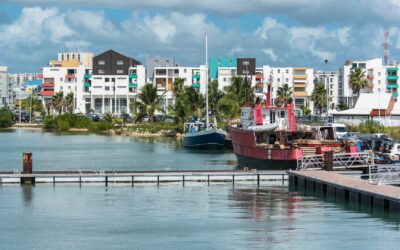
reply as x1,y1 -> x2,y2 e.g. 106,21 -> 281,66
90,50 -> 145,114
314,70 -> 339,112
339,58 -> 388,108
0,66 -> 8,108
152,64 -> 207,112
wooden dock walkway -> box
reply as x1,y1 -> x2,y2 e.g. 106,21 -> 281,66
288,170 -> 400,212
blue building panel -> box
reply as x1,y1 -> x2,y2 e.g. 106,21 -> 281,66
209,57 -> 237,80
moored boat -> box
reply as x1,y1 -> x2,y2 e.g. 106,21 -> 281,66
230,98 -> 348,170
183,121 -> 227,149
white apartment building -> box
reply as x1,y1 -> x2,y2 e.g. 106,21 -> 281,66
314,70 -> 339,112
339,58 -> 389,108
0,66 -> 9,108
152,65 -> 207,112
90,50 -> 145,115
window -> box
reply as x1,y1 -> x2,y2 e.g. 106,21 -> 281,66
378,72 -> 381,76
98,69 -> 105,74
223,78 -> 227,82
68,86 -> 71,90
67,54 -> 69,60
277,69 -> 280,73
105,78 -> 110,82
98,60 -> 105,65
117,70 -> 124,74
330,78 -> 333,83
184,69 -> 187,73
243,61 -> 250,66
277,78 -> 280,82
60,87 -> 63,91
93,86 -> 102,89
286,69 -> 289,74
286,78 -> 288,82
61,55 -> 64,60
78,54 -> 80,61
105,86 -> 110,91
117,60 -> 124,65
72,54 -> 75,60
117,86 -> 126,88
112,78 -> 115,82
378,80 -> 381,84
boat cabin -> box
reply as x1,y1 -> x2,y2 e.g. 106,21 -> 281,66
184,121 -> 215,133
239,104 -> 296,131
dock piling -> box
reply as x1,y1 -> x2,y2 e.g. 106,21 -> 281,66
21,153 -> 35,185
132,176 -> 134,186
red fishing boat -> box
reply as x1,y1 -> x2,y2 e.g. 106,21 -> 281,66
230,87 -> 348,170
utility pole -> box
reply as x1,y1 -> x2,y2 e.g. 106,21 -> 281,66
29,88 -> 33,123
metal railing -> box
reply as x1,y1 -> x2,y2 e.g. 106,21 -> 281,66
297,152 -> 374,170
369,165 -> 400,185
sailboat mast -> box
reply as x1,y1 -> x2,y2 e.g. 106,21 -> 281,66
205,33 -> 209,129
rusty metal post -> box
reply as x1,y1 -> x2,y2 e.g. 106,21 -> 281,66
324,151 -> 334,171
21,153 -> 35,185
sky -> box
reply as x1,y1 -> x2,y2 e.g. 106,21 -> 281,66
1,0 -> 400,73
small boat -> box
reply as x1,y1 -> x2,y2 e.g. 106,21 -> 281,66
183,121 -> 227,149
182,33 -> 227,150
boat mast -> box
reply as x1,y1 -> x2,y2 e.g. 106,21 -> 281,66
205,33 -> 209,129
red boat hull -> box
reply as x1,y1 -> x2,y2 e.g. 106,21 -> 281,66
230,126 -> 303,170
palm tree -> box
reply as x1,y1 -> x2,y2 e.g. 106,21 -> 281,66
208,80 -> 224,116
130,83 -> 164,122
64,92 -> 74,113
51,91 -> 64,115
169,86 -> 205,124
349,68 -> 368,97
311,83 -> 327,114
276,84 -> 292,106
224,77 -> 254,106
172,78 -> 185,97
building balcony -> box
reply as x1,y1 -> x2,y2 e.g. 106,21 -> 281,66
41,83 -> 54,88
367,75 -> 374,80
129,74 -> 138,79
387,75 -> 398,80
256,83 -> 264,89
41,90 -> 55,96
255,75 -> 264,80
84,74 -> 92,79
293,75 -> 307,80
192,83 -> 200,88
84,83 -> 91,87
293,92 -> 308,97
192,74 -> 200,79
393,92 -> 399,97
37,74 -> 43,79
255,88 -> 263,93
387,84 -> 399,89
65,74 -> 76,79
387,67 -> 398,72
129,83 -> 138,87
293,83 -> 306,88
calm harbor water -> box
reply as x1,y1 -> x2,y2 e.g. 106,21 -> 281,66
2,129 -> 400,249
0,184 -> 400,250
0,129 -> 236,171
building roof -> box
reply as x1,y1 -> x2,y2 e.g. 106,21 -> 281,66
331,93 -> 393,116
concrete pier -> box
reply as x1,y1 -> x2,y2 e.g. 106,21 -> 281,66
288,170 -> 400,212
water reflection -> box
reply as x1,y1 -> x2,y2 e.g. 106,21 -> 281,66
21,185 -> 34,206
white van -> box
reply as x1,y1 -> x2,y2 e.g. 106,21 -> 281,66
325,123 -> 347,139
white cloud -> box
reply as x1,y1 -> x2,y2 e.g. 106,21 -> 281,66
143,15 -> 176,43
337,27 -> 351,45
2,5 -> 400,72
262,48 -> 278,61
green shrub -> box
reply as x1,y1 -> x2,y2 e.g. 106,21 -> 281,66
89,121 -> 113,132
44,116 -> 56,129
57,119 -> 70,131
357,121 -> 384,134
0,108 -> 14,128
